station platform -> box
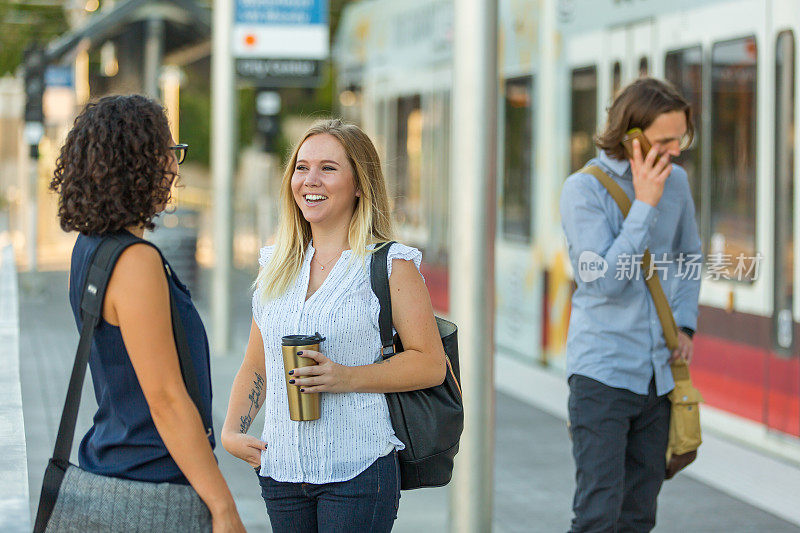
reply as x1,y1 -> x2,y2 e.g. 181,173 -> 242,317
16,269 -> 800,532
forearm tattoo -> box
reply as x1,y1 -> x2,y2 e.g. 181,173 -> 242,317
239,371 -> 264,434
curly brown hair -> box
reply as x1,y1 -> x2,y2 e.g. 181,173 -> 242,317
50,94 -> 177,234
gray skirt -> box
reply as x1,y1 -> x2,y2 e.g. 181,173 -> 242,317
45,466 -> 212,532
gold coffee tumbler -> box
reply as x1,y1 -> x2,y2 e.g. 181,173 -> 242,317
281,333 -> 325,421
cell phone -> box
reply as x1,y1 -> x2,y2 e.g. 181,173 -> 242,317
621,128 -> 657,161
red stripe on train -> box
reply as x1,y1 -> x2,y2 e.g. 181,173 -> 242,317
693,334 -> 800,437
421,264 -> 800,438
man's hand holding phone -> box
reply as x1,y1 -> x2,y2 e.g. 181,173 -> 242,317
629,137 -> 672,208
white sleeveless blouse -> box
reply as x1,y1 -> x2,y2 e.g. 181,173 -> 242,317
252,242 -> 422,483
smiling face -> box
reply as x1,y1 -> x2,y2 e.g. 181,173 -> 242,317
290,133 -> 361,228
643,110 -> 688,158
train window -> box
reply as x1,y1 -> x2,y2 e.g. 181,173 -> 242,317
395,95 -> 423,228
638,56 -> 648,77
665,46 -> 703,235
502,76 -> 534,242
774,30 -> 795,352
709,36 -> 758,280
570,66 -> 598,173
421,91 -> 451,264
612,61 -> 621,97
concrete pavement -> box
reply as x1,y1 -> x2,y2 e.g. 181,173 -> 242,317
17,269 -> 800,532
0,232 -> 29,532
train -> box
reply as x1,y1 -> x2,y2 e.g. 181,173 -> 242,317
333,0 -> 800,443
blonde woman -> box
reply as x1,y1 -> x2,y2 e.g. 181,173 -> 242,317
221,119 -> 446,532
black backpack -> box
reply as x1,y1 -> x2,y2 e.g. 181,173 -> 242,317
369,242 -> 464,490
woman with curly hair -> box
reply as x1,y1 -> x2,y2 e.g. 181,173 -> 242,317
48,95 -> 245,532
221,119 -> 446,532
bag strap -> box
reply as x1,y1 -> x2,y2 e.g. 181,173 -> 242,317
580,165 -> 680,353
52,233 -> 211,464
52,234 -> 130,462
369,241 -> 397,358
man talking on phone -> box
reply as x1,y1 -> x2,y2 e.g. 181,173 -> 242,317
559,77 -> 702,532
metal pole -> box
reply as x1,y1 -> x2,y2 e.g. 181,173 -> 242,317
449,0 -> 498,531
537,0 -> 560,259
23,122 -> 43,275
211,0 -> 235,355
144,16 -> 165,99
27,145 -> 38,272
22,45 -> 45,274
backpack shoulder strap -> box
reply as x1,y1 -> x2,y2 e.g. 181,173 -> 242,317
369,241 -> 396,358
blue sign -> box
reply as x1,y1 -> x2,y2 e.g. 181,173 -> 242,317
235,0 -> 328,25
45,66 -> 74,88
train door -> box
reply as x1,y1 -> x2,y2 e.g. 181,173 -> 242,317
541,28 -> 603,370
768,16 -> 800,437
565,28 -> 601,173
681,0 -> 798,438
495,74 -> 541,363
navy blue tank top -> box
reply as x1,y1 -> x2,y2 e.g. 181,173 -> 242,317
68,231 -> 215,484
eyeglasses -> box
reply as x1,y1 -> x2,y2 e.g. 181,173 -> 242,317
169,144 -> 189,165
652,134 -> 693,152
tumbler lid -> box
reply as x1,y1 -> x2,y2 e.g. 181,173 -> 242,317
281,332 -> 325,346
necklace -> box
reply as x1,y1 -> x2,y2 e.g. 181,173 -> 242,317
312,250 -> 343,270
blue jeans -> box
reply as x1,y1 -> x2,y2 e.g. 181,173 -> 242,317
257,451 -> 401,533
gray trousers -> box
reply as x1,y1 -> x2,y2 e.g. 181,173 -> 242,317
568,374 -> 670,533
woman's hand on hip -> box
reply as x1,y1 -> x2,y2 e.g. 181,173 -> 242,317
220,430 -> 267,468
290,350 -> 354,393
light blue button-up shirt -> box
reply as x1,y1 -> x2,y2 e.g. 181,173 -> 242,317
560,150 -> 702,396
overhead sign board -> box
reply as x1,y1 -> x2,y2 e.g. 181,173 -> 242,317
236,58 -> 322,87
234,0 -> 329,87
557,0 -> 730,34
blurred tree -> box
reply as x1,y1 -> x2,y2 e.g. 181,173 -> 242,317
0,1 -> 69,75
178,60 -> 258,168
180,84 -> 212,167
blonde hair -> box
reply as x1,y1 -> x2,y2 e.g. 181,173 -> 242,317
256,119 -> 394,300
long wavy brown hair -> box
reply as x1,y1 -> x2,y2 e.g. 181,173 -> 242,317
50,94 -> 176,234
595,77 -> 694,161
